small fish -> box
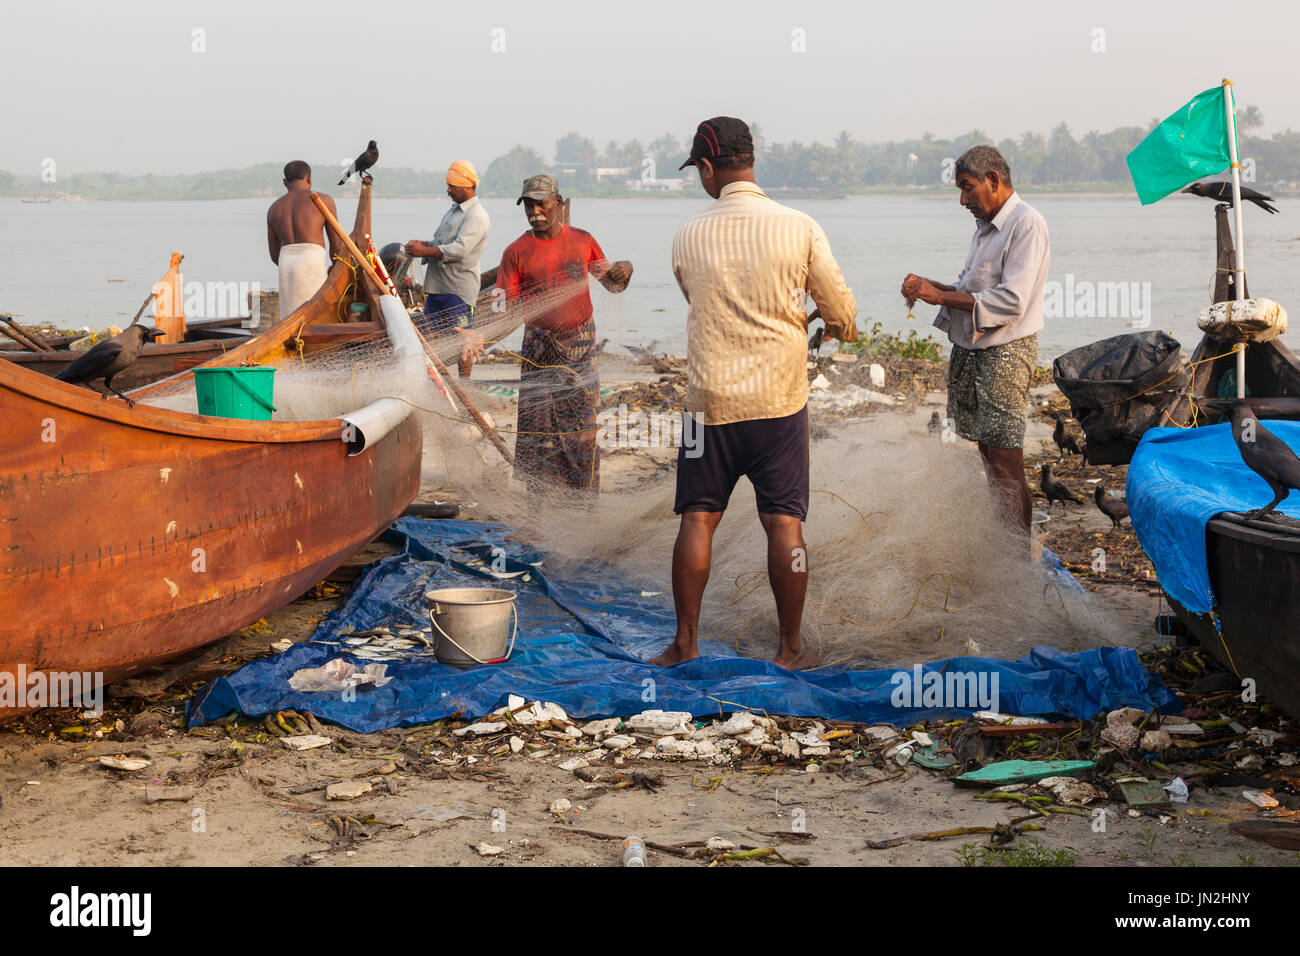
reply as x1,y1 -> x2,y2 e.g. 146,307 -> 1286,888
350,626 -> 393,638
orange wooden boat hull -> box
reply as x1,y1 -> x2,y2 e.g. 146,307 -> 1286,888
0,357 -> 422,716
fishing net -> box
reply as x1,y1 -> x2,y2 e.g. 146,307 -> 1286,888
140,260 -> 1127,668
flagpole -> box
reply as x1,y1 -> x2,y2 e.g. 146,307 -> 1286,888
1223,78 -> 1247,398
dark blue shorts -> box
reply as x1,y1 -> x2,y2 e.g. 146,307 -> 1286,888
674,406 -> 809,519
423,293 -> 472,335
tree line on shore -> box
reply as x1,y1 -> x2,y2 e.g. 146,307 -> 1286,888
4,107 -> 1295,200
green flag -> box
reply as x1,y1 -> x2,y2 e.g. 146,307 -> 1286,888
1126,86 -> 1235,205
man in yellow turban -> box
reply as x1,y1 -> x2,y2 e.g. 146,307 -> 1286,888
405,160 -> 491,372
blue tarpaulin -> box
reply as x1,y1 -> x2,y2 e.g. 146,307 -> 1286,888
187,518 -> 1177,731
1127,422 -> 1300,614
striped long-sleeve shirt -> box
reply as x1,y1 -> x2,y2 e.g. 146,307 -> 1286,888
672,181 -> 857,425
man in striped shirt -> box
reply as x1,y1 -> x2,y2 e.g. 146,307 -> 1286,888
650,117 -> 858,670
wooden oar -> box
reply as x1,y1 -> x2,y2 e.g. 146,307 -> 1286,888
127,289 -> 156,327
309,192 -> 514,466
363,233 -> 457,412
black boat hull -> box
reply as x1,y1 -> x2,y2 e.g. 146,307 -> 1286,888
1166,512 -> 1300,717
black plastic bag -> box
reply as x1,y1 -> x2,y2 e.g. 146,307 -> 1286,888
1052,331 -> 1188,465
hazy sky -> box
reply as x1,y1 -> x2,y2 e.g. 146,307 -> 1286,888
3,0 -> 1297,177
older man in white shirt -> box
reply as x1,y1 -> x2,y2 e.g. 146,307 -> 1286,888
902,145 -> 1050,536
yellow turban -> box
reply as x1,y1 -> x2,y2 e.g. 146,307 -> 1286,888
446,160 -> 478,188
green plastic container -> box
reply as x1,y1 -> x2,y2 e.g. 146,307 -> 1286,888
193,366 -> 277,420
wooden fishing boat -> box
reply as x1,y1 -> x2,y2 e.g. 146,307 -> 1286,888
1054,204 -> 1300,715
0,183 -> 427,716
127,189 -> 566,399
126,183 -> 387,399
1162,510 -> 1300,717
1089,207 -> 1300,716
0,354 -> 421,717
1128,336 -> 1300,717
3,181 -> 386,392
0,321 -> 252,391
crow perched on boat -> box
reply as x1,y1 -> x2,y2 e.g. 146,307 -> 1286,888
338,140 -> 379,185
1215,399 -> 1300,519
1041,463 -> 1081,512
1053,410 -> 1086,460
53,324 -> 164,408
1182,179 -> 1280,214
1095,483 -> 1129,532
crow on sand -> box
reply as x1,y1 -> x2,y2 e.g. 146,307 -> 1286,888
808,324 -> 824,358
54,324 -> 164,408
1094,483 -> 1129,532
1041,462 -> 1082,512
1053,410 -> 1086,460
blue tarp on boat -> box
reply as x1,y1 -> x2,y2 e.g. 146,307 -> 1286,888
186,518 -> 1177,731
1127,421 -> 1300,614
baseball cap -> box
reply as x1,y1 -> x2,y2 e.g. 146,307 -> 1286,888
517,174 -> 559,205
678,117 -> 754,171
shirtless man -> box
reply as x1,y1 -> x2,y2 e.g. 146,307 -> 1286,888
267,161 -> 339,319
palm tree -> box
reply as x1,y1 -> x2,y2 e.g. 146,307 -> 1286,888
1236,104 -> 1264,135
1081,129 -> 1104,180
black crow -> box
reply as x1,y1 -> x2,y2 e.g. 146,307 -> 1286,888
1095,483 -> 1129,532
1214,399 -> 1300,518
808,324 -> 824,358
53,325 -> 164,408
1182,179 -> 1279,214
338,140 -> 379,185
927,411 -> 942,436
1041,463 -> 1081,512
1053,410 -> 1086,460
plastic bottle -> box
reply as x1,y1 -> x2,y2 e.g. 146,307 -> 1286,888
622,836 -> 646,866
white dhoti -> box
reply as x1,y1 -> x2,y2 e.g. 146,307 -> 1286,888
278,243 -> 331,319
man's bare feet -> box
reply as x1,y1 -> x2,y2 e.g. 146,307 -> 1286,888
771,647 -> 817,671
648,641 -> 699,666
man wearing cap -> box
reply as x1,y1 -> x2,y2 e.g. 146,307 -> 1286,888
651,117 -> 857,671
404,161 -> 491,369
901,144 -> 1049,539
484,174 -> 632,496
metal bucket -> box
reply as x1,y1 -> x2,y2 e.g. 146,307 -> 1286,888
425,587 -> 518,667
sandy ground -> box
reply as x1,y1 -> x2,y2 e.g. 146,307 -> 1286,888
3,357 -> 1297,868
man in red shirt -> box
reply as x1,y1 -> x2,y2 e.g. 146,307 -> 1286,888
491,175 -> 632,495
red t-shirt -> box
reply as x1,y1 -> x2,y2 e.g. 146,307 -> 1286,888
496,226 -> 607,332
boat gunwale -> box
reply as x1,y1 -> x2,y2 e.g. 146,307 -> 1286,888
0,356 -> 350,445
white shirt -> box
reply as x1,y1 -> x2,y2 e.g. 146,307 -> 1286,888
934,192 -> 1050,350
422,195 -> 491,307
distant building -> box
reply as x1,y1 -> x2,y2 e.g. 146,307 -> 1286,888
627,177 -> 689,192
595,167 -> 633,182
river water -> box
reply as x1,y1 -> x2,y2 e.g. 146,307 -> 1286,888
4,192 -> 1297,361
